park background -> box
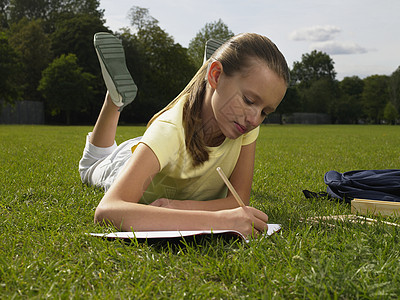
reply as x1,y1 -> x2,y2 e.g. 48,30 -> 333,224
1,0 -> 399,126
2,1 -> 400,298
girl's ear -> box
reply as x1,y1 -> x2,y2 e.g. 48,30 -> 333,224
207,61 -> 223,89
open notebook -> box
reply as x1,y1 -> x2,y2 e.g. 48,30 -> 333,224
90,224 -> 281,243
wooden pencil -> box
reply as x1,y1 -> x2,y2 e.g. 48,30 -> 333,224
216,167 -> 246,207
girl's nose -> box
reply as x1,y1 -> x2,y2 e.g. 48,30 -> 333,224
246,107 -> 262,127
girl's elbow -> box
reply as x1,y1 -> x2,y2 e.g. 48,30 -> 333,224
94,204 -> 110,225
93,201 -> 122,229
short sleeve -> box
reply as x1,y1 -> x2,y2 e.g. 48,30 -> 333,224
140,120 -> 182,170
241,126 -> 259,145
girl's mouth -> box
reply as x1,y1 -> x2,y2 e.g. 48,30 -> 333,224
234,122 -> 247,134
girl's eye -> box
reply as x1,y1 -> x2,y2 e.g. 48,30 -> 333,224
243,96 -> 253,105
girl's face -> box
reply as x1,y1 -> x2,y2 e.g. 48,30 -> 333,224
207,59 -> 287,140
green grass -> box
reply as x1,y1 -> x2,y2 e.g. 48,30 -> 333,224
1,125 -> 400,299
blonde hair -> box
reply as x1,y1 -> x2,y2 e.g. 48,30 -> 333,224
148,33 -> 290,167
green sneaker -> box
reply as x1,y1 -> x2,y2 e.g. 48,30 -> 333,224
94,32 -> 137,110
203,39 -> 224,63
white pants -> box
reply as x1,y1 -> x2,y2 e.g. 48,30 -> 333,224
78,133 -> 141,191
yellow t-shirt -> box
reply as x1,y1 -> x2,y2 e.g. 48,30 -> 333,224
138,95 -> 259,204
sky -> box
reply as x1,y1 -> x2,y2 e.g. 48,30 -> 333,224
99,0 -> 400,80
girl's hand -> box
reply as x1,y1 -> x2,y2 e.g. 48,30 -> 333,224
150,199 -> 269,238
150,198 -> 183,209
220,206 -> 269,238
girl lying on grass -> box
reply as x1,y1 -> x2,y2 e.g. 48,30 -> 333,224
79,32 -> 289,237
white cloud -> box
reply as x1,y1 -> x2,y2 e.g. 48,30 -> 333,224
311,41 -> 368,55
289,25 -> 341,42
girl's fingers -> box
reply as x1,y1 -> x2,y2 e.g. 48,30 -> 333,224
252,217 -> 269,232
149,198 -> 170,207
244,206 -> 268,222
244,206 -> 269,232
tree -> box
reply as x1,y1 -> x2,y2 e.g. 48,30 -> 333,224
7,0 -> 103,27
389,66 -> 400,113
383,101 -> 398,124
302,77 -> 337,114
362,75 -> 389,124
8,0 -> 49,23
291,50 -> 336,88
49,0 -> 104,18
117,6 -> 196,123
0,31 -> 22,104
340,76 -> 364,96
49,13 -> 108,121
51,13 -> 108,74
45,0 -> 104,33
275,86 -> 301,121
291,50 -> 338,116
188,19 -> 234,68
38,53 -> 95,124
8,18 -> 52,102
0,0 -> 9,28
335,76 -> 364,123
127,6 -> 157,32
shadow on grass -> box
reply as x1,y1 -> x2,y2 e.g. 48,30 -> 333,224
91,232 -> 248,255
250,189 -> 351,231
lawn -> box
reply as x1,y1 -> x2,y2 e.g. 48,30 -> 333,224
1,125 -> 399,298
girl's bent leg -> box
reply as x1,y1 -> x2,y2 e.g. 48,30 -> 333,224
90,32 -> 137,148
79,135 -> 141,190
89,92 -> 120,148
79,132 -> 117,186
79,32 -> 138,187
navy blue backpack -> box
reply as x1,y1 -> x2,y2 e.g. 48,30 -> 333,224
303,169 -> 400,203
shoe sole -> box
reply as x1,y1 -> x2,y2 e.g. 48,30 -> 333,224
204,39 -> 224,63
94,32 -> 137,108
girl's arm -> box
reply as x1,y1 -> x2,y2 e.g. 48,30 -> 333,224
94,142 -> 268,236
150,141 -> 256,211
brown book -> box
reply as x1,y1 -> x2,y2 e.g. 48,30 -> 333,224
351,199 -> 400,217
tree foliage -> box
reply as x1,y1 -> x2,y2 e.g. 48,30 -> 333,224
0,31 -> 22,104
118,6 -> 196,123
292,50 -> 336,87
127,6 -> 157,32
8,18 -> 52,101
290,50 -> 338,116
0,0 -> 106,123
275,86 -> 300,123
1,1 -> 398,125
383,101 -> 398,124
362,75 -> 389,124
188,19 -> 234,68
0,0 -> 9,28
335,76 -> 364,124
304,78 -> 338,114
6,0 -> 103,27
38,53 -> 95,124
389,66 -> 400,112
51,13 -> 108,74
